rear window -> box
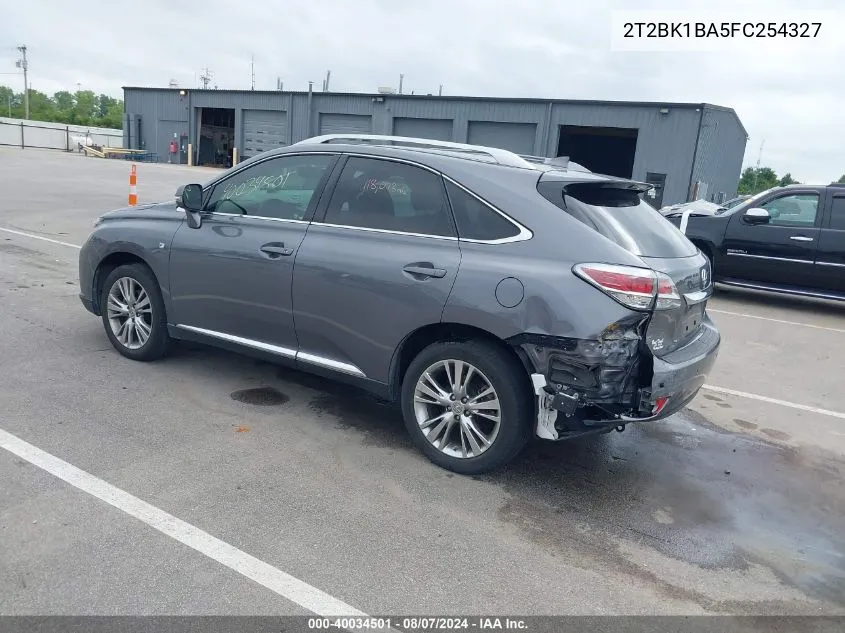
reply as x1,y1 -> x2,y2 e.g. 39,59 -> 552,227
538,182 -> 697,258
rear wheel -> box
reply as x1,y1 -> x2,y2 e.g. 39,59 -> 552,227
100,263 -> 171,361
401,340 -> 532,475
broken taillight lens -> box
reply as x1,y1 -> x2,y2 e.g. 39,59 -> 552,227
573,263 -> 657,311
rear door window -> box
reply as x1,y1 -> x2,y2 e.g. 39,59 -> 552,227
537,181 -> 697,258
322,157 -> 456,237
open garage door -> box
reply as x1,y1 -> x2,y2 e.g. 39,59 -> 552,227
319,114 -> 372,135
243,110 -> 288,159
393,117 -> 453,142
467,121 -> 536,155
557,125 -> 638,178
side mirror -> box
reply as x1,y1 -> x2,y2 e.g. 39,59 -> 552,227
743,207 -> 770,225
175,184 -> 204,229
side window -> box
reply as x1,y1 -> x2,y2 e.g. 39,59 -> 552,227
205,154 -> 334,220
322,157 -> 455,237
761,193 -> 819,228
830,196 -> 845,231
445,181 -> 521,241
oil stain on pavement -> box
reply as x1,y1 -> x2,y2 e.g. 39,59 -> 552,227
229,386 -> 289,406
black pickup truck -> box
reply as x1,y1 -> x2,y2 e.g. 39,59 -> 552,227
664,183 -> 845,301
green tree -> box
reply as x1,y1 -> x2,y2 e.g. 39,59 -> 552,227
72,90 -> 97,125
27,89 -> 58,122
0,84 -> 124,129
778,173 -> 799,186
53,91 -> 75,120
0,85 -> 17,117
738,166 -> 779,195
837,174 -> 845,184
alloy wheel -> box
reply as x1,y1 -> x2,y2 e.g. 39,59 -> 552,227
106,277 -> 153,350
413,359 -> 502,458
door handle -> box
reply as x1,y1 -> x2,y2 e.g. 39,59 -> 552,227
403,264 -> 447,279
789,236 -> 814,242
260,244 -> 294,257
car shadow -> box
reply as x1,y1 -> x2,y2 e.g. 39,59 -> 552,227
170,342 -> 845,610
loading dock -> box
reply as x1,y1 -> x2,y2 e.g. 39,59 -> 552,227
557,125 -> 639,179
467,121 -> 537,155
197,108 -> 234,167
242,110 -> 287,160
319,114 -> 372,135
392,117 -> 453,142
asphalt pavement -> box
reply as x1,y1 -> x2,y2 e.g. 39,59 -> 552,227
1,148 -> 843,617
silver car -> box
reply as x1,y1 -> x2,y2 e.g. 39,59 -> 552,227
79,134 -> 720,474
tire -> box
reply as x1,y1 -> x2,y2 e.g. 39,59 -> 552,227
100,263 -> 171,361
401,340 -> 532,475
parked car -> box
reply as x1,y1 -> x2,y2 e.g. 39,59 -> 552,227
78,134 -> 720,474
660,199 -> 725,217
721,194 -> 751,210
668,183 -> 845,301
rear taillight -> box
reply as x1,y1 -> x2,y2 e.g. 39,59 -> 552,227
655,272 -> 682,310
573,263 -> 682,311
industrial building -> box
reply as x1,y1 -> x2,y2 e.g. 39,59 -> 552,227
122,87 -> 748,207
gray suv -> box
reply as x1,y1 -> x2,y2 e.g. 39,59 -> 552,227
79,134 -> 720,474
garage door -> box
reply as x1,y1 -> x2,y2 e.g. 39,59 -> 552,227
467,121 -> 537,155
243,110 -> 287,158
319,114 -> 372,135
392,117 -> 453,142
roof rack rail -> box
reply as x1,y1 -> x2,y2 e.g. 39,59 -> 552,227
293,134 -> 534,169
519,153 -> 592,173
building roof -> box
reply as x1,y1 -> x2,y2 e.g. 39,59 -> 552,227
122,86 -> 747,137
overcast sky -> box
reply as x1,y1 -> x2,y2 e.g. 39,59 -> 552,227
2,0 -> 843,182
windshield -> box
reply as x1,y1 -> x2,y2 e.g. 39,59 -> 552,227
714,188 -> 775,215
538,182 -> 698,258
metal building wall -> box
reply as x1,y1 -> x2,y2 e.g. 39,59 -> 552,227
548,103 -> 702,206
123,88 -> 745,206
689,107 -> 748,203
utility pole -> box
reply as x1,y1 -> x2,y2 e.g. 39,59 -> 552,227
16,45 -> 29,119
250,55 -> 255,90
752,139 -> 765,192
398,73 -> 404,95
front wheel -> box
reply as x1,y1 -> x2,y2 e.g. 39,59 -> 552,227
401,340 -> 532,475
100,263 -> 171,361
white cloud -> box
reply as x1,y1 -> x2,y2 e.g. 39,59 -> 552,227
1,0 -> 843,181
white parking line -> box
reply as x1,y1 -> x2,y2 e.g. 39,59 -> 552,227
702,385 -> 845,420
0,427 -> 368,618
708,308 -> 845,335
0,227 -> 81,249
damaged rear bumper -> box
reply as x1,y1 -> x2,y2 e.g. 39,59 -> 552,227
514,314 -> 720,440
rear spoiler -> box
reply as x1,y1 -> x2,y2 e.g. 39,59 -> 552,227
537,171 -> 655,196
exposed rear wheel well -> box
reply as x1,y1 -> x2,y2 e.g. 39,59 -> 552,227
93,253 -> 155,314
389,322 -> 532,401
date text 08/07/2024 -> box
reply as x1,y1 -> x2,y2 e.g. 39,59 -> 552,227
307,616 -> 528,630
623,22 -> 822,39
